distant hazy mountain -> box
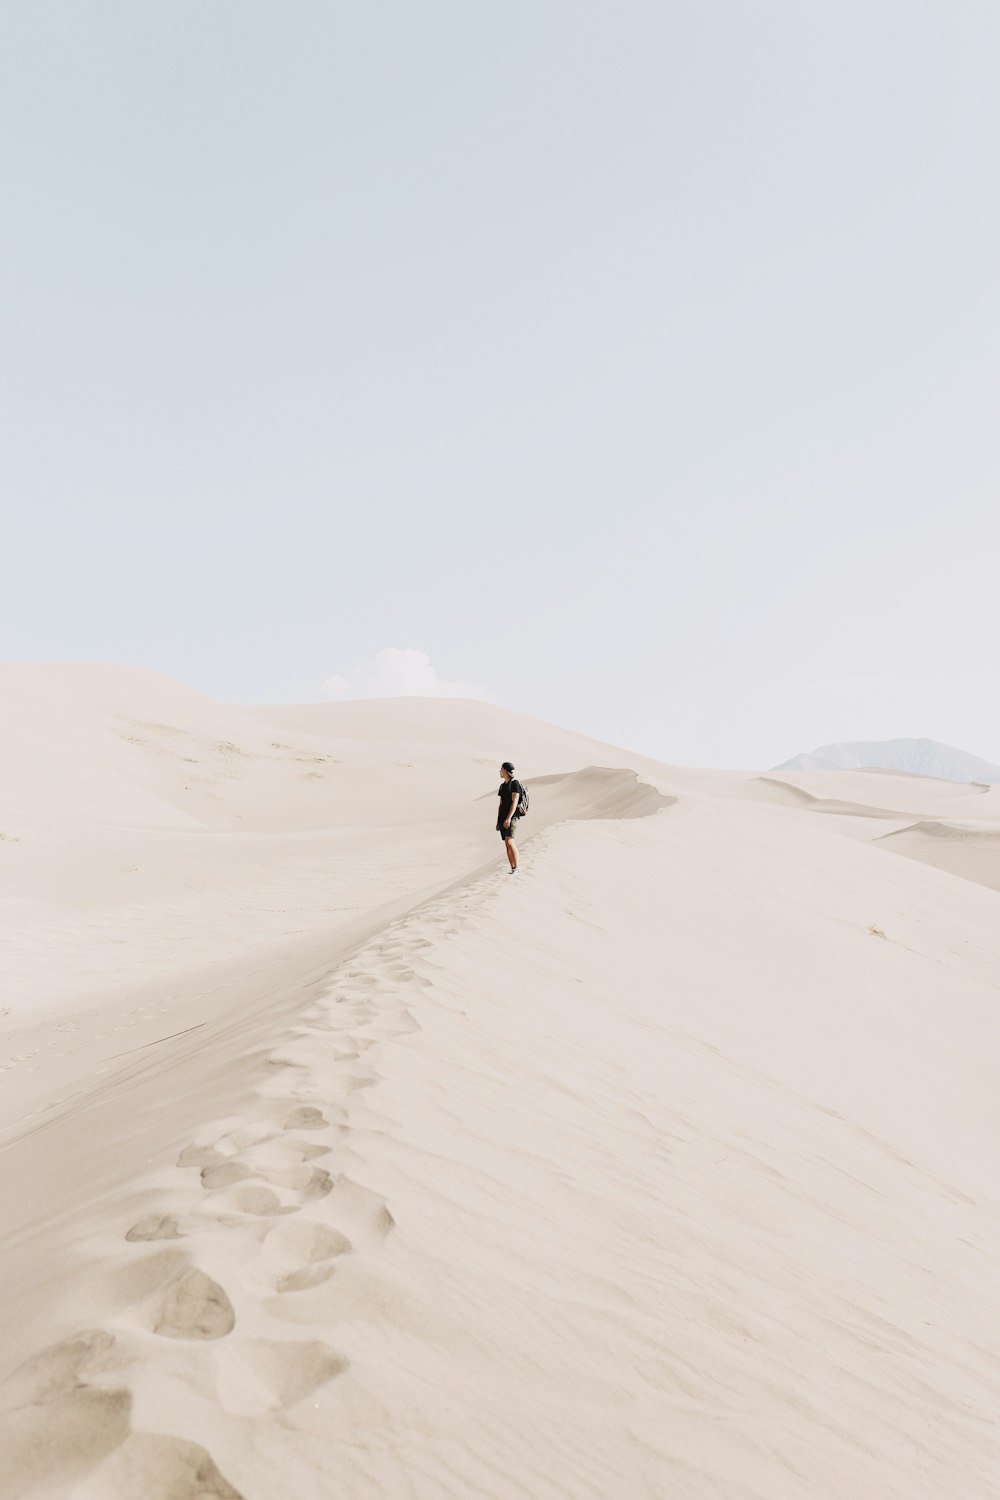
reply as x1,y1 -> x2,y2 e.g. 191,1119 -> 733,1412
772,737 -> 1000,783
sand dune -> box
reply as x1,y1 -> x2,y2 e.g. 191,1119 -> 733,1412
754,766 -> 1000,819
749,775 -> 907,818
875,819 -> 1000,892
0,666 -> 668,1138
2,667 -> 1000,1499
734,772 -> 1000,887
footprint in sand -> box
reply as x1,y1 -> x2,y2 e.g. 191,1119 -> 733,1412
176,1118 -> 340,1211
264,1037 -> 326,1071
385,965 -> 422,984
220,1184 -> 291,1217
331,1044 -> 362,1061
298,1009 -> 371,1033
176,1142 -> 231,1170
322,1176 -> 395,1243
0,1330 -> 131,1497
153,1268 -> 235,1340
256,1096 -> 347,1130
204,1160 -> 333,1220
74,1432 -> 243,1500
283,1105 -> 328,1130
279,1139 -> 329,1162
201,1161 -> 253,1190
365,1008 -> 420,1039
264,1219 -> 352,1294
343,971 -> 379,988
243,1339 -> 347,1409
0,1333 -> 245,1496
317,1072 -> 371,1094
125,1213 -> 183,1242
275,1263 -> 339,1294
260,1164 -> 333,1201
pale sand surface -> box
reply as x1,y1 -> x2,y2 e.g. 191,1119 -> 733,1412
1,665 -> 999,1498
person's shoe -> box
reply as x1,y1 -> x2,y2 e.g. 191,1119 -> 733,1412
509,866 -> 519,875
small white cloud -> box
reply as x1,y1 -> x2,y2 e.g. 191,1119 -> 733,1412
321,647 -> 495,702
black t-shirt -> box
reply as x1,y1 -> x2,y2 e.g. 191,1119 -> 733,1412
497,778 -> 523,825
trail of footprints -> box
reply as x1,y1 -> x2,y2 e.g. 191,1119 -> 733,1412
0,896 -> 475,1500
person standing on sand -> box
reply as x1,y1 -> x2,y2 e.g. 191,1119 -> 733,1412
497,761 -> 524,874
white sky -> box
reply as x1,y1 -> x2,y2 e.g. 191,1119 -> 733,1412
2,2 -> 999,768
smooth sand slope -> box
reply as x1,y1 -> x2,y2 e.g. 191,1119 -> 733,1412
1,665 -> 999,1499
0,665 -> 666,1139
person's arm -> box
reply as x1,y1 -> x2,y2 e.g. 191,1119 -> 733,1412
503,782 -> 520,827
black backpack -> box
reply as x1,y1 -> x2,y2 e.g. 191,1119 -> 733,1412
516,781 -> 529,817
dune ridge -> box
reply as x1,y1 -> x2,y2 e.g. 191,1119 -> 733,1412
3,667 -> 1000,1498
3,794 -> 1000,1498
875,819 -> 1000,893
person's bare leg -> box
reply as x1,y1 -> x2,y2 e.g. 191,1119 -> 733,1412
505,834 -> 518,870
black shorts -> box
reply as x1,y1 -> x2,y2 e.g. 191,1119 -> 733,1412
498,819 -> 520,841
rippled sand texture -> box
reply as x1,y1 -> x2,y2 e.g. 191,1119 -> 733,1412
2,665 -> 999,1499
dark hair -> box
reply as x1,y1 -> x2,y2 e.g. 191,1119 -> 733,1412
501,761 -> 515,773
